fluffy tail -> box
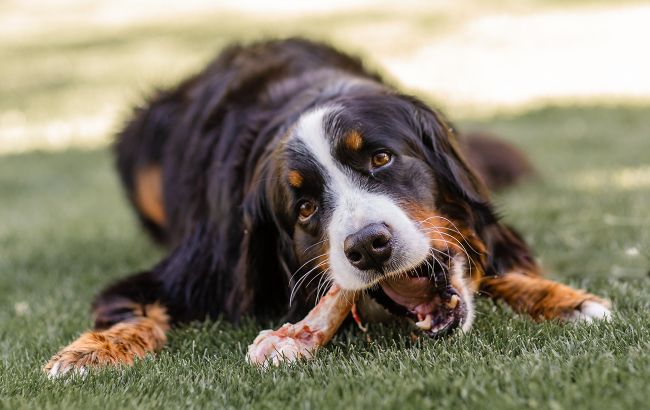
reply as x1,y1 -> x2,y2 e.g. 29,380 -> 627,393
459,132 -> 535,191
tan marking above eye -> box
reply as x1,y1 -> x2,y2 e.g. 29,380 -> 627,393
288,170 -> 303,188
344,130 -> 363,151
371,151 -> 392,168
299,201 -> 317,220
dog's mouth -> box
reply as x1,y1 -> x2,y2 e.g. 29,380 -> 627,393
368,258 -> 466,337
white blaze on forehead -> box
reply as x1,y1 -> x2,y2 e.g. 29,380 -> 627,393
293,107 -> 430,290
292,107 -> 342,184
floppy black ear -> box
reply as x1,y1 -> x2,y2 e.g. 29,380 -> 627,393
405,96 -> 493,221
405,96 -> 539,279
226,153 -> 314,322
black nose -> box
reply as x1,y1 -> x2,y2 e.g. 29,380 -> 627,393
344,223 -> 393,271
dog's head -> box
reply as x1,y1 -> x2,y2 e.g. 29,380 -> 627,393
259,93 -> 494,335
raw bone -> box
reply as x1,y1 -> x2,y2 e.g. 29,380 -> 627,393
247,285 -> 356,366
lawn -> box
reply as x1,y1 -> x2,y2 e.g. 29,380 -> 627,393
1,1 -> 650,409
2,106 -> 649,409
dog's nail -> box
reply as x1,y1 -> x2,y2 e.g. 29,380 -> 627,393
447,295 -> 459,309
415,314 -> 433,330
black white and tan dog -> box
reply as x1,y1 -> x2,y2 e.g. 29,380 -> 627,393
44,38 -> 611,375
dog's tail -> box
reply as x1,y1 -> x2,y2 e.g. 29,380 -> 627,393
459,132 -> 535,192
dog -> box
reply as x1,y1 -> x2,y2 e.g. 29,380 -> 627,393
44,38 -> 610,375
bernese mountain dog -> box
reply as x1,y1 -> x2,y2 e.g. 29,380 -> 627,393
44,38 -> 611,375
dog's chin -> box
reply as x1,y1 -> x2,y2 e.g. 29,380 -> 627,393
365,257 -> 469,337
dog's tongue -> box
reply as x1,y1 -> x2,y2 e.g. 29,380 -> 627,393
380,276 -> 437,315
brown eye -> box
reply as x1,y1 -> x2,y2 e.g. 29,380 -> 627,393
371,151 -> 392,168
298,200 -> 317,221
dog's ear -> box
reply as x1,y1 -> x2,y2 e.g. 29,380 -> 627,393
404,96 -> 540,279
226,154 -> 306,321
406,97 -> 494,225
407,97 -> 489,204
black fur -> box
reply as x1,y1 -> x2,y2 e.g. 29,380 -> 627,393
98,38 -> 534,329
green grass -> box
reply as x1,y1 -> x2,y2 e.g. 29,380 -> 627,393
1,105 -> 649,409
2,1 -> 650,408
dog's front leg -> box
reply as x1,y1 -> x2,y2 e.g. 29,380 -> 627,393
247,285 -> 356,366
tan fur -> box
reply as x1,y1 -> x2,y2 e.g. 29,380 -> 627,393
287,170 -> 303,188
481,273 -> 609,320
344,130 -> 363,151
43,303 -> 170,374
403,204 -> 609,321
405,205 -> 486,288
135,166 -> 166,226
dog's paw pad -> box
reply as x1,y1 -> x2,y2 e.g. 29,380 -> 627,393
567,300 -> 612,323
246,324 -> 320,367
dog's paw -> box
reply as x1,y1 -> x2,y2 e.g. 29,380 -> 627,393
246,323 -> 322,367
44,312 -> 168,379
44,331 -> 137,378
566,300 -> 612,323
44,356 -> 89,379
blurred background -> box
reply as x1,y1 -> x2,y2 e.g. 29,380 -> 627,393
1,0 -> 649,154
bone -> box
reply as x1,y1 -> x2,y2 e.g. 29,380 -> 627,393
247,285 -> 357,366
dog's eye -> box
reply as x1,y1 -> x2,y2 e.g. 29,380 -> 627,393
298,200 -> 317,221
371,151 -> 392,168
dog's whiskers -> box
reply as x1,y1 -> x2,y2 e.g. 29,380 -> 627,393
303,264 -> 331,297
418,215 -> 482,255
314,272 -> 327,302
289,259 -> 328,306
290,252 -> 328,281
432,231 -> 477,273
423,252 -> 438,287
315,273 -> 334,305
417,217 -> 480,280
303,238 -> 328,254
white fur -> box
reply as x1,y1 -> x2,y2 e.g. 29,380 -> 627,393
566,300 -> 612,323
293,107 -> 430,290
47,361 -> 87,379
47,361 -> 63,378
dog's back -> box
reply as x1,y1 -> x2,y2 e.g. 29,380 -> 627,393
113,39 -> 380,247
115,39 -> 532,249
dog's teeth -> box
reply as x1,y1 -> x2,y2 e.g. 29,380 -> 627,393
447,295 -> 459,309
415,314 -> 433,330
